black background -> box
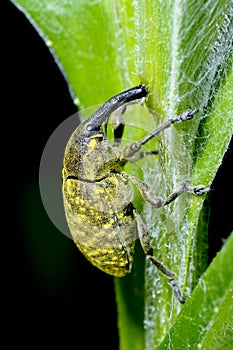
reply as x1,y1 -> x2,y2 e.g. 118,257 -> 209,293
3,1 -> 232,349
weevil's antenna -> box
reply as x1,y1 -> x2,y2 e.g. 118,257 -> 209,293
139,109 -> 199,146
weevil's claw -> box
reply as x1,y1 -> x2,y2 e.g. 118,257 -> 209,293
186,108 -> 199,119
193,185 -> 211,195
170,279 -> 185,304
186,184 -> 210,195
173,108 -> 199,124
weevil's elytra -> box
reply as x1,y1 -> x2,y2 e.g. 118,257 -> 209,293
62,85 -> 209,303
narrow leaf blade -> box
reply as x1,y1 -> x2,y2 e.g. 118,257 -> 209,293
158,232 -> 233,350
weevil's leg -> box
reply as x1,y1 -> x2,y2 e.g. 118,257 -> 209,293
162,184 -> 210,205
121,109 -> 198,161
103,122 -> 108,142
122,172 -> 210,208
136,150 -> 159,159
111,96 -> 147,144
133,209 -> 185,303
126,150 -> 159,163
111,106 -> 126,144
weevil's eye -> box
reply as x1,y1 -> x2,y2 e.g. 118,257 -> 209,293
86,124 -> 101,132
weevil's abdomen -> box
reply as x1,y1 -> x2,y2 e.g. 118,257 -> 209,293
75,220 -> 136,276
62,175 -> 137,276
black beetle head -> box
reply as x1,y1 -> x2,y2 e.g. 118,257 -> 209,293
76,119 -> 104,139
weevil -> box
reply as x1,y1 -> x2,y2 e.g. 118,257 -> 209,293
62,85 -> 209,303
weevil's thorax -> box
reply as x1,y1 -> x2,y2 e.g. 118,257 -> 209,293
63,122 -> 123,181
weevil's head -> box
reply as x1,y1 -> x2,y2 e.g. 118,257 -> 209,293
83,120 -> 103,137
77,105 -> 111,140
76,119 -> 104,143
71,119 -> 105,148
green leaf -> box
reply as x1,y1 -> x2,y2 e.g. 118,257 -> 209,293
11,0 -> 137,107
134,1 -> 233,348
11,0 -> 233,349
158,232 -> 233,350
114,241 -> 145,350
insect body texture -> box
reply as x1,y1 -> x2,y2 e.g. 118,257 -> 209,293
62,85 -> 209,303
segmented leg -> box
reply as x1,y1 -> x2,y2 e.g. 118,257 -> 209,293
133,209 -> 185,303
111,106 -> 126,144
121,173 -> 209,303
121,172 -> 210,209
121,109 -> 199,161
